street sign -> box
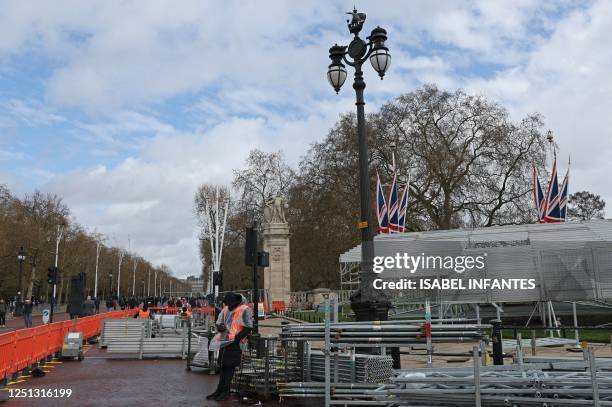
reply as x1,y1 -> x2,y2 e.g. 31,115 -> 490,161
258,302 -> 265,319
42,309 -> 50,324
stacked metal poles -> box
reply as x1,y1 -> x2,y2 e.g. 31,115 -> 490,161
278,382 -> 387,405
388,348 -> 612,406
309,351 -> 394,383
280,320 -> 489,345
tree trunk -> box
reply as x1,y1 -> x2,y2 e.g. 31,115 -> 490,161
26,265 -> 36,300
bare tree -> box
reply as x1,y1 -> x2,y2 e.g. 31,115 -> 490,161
0,184 -> 162,302
232,149 -> 295,225
373,85 -> 549,229
194,184 -> 231,294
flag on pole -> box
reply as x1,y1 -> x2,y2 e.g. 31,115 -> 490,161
544,158 -> 563,222
559,160 -> 570,221
397,172 -> 410,232
387,153 -> 400,232
533,164 -> 546,223
375,171 -> 389,234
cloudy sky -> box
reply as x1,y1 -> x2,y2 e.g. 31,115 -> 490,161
0,1 -> 610,278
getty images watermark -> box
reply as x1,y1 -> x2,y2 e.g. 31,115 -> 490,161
372,253 -> 536,291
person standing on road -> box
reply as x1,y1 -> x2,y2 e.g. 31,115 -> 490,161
94,297 -> 100,314
206,292 -> 253,402
23,299 -> 33,328
0,299 -> 7,327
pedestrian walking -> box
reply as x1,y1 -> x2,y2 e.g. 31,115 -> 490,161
207,292 -> 253,401
0,298 -> 7,327
94,297 -> 100,314
23,299 -> 33,328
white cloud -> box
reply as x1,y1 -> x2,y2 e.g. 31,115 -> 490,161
0,99 -> 65,127
1,0 -> 611,277
43,111 -> 333,276
460,0 -> 612,206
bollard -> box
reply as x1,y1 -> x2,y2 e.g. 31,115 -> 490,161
531,329 -> 537,356
491,319 -> 503,365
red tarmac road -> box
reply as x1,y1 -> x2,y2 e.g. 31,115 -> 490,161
1,345 -> 309,406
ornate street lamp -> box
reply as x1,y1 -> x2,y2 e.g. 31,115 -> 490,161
327,9 -> 392,321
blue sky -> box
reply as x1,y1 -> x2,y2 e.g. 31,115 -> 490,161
1,0 -> 611,277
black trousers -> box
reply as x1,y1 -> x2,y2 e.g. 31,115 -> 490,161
214,343 -> 242,395
0,313 -> 5,325
214,366 -> 236,395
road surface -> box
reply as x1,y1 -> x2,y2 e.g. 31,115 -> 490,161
1,345 -> 308,406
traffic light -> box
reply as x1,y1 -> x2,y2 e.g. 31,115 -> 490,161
213,271 -> 222,287
257,251 -> 269,267
47,267 -> 58,285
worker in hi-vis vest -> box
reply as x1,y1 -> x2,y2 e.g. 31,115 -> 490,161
136,304 -> 152,319
206,292 -> 253,401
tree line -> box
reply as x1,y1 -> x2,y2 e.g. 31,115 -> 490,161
196,85 -> 606,293
0,187 -> 184,302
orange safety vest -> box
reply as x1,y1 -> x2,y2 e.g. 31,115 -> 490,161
138,310 -> 150,318
221,304 -> 249,349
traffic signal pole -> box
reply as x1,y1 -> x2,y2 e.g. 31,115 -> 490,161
50,225 -> 63,323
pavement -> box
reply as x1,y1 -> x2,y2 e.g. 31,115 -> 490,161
0,312 -> 70,334
0,305 -> 115,334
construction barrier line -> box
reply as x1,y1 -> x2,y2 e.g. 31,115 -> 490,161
0,309 -> 136,382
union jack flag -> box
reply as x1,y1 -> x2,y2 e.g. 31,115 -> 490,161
397,172 -> 410,232
533,164 -> 546,222
387,154 -> 400,232
544,158 -> 563,222
375,171 -> 389,233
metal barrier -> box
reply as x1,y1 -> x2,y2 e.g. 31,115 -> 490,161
0,309 -> 136,383
232,337 -> 305,399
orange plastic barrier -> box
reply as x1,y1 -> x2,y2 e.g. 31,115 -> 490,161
271,301 -> 286,313
0,332 -> 15,380
0,309 -> 137,382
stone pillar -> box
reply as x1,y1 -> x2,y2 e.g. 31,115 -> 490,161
262,196 -> 291,307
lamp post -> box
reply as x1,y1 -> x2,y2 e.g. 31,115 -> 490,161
94,241 -> 101,299
108,273 -> 113,301
327,8 -> 392,321
16,247 -> 27,316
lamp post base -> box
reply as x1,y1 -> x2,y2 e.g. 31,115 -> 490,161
350,289 -> 401,368
350,295 -> 391,322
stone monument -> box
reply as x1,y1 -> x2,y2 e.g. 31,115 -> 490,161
262,195 -> 291,306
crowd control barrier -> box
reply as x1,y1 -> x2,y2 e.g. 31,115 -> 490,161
147,306 -> 214,315
0,309 -> 136,383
